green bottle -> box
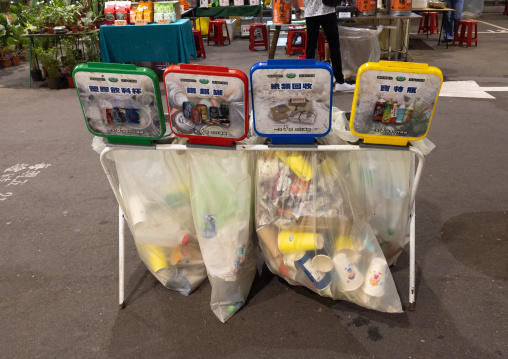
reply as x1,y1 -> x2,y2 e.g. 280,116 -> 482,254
382,98 -> 393,123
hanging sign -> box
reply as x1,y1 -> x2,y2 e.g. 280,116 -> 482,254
163,64 -> 249,146
73,63 -> 166,146
250,59 -> 333,144
350,61 -> 443,146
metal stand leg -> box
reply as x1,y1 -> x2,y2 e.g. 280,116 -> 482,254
408,153 -> 417,311
119,205 -> 125,309
409,201 -> 416,310
387,20 -> 392,60
29,38 -> 33,88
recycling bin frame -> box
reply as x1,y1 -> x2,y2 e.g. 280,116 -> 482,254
99,142 -> 424,311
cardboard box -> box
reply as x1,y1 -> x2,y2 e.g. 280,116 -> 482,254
241,24 -> 250,38
152,1 -> 182,20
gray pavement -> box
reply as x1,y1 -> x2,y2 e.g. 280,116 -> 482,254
0,13 -> 507,359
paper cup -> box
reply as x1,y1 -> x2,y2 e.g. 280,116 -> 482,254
127,195 -> 149,229
139,244 -> 168,272
362,257 -> 388,297
278,231 -> 324,253
296,252 -> 331,291
282,251 -> 305,280
257,225 -> 281,259
335,235 -> 355,251
311,255 -> 335,272
333,249 -> 364,292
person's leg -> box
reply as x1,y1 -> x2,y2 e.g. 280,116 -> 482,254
452,0 -> 464,36
442,0 -> 454,40
320,12 -> 345,84
305,15 -> 320,61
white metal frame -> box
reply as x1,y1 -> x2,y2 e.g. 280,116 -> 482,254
100,143 -> 425,310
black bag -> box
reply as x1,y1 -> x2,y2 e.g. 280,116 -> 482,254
322,0 -> 341,6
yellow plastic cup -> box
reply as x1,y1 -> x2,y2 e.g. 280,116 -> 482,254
278,231 -> 324,253
276,152 -> 313,181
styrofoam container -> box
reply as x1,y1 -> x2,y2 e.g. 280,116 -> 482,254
223,19 -> 236,40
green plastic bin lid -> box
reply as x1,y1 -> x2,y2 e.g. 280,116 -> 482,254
73,62 -> 166,146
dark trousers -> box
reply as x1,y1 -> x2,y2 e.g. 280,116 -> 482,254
305,12 -> 344,84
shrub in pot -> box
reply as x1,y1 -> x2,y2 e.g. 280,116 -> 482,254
62,38 -> 81,88
36,47 -> 61,89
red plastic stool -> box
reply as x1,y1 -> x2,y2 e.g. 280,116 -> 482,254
317,31 -> 327,61
286,30 -> 307,56
418,12 -> 439,35
249,23 -> 268,51
207,20 -> 231,46
452,20 -> 478,48
193,29 -> 206,59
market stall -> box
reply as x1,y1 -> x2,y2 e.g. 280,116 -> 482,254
100,19 -> 197,63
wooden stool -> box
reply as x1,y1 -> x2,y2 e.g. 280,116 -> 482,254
249,23 -> 268,51
418,12 -> 439,35
286,30 -> 307,56
207,20 -> 231,46
452,20 -> 478,48
193,29 -> 206,59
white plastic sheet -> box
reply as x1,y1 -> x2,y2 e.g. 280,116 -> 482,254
338,25 -> 383,81
348,151 -> 413,266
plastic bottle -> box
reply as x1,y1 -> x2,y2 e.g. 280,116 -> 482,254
382,98 -> 393,123
373,98 -> 386,121
403,102 -> 414,122
395,104 -> 405,123
390,101 -> 398,123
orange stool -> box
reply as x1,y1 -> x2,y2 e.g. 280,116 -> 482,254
193,29 -> 206,59
249,23 -> 268,51
286,31 -> 307,56
317,31 -> 327,61
207,20 -> 231,46
452,20 -> 478,48
418,12 -> 439,36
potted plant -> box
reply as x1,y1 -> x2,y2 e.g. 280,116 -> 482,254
36,46 -> 61,89
62,38 -> 81,87
6,23 -> 24,66
29,46 -> 43,81
64,4 -> 83,33
0,23 -> 10,67
82,29 -> 101,62
0,46 -> 11,67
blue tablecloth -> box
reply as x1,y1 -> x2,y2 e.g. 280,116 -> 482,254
100,19 -> 197,63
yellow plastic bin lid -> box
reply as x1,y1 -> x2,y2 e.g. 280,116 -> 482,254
350,61 -> 443,147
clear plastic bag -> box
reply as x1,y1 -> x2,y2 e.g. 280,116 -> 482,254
338,25 -> 383,81
113,149 -> 208,295
255,151 -> 403,313
348,151 -> 412,266
187,150 -> 257,322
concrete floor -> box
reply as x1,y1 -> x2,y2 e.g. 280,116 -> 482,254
0,13 -> 507,359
